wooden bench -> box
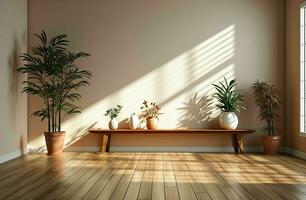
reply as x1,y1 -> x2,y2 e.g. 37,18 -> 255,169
88,129 -> 255,154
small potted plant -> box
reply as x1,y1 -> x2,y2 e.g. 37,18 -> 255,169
141,100 -> 162,130
213,78 -> 245,130
105,105 -> 123,129
18,31 -> 92,156
250,80 -> 281,155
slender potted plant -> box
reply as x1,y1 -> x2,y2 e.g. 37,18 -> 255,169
140,100 -> 162,130
250,80 -> 281,155
213,78 -> 245,130
105,105 -> 123,129
18,31 -> 92,156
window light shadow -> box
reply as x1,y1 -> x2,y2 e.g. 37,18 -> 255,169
27,25 -> 237,152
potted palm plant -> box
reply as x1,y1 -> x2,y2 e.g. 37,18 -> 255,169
250,80 -> 281,155
18,31 -> 92,156
213,78 -> 245,130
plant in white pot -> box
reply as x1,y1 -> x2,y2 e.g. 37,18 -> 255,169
105,105 -> 123,129
213,78 -> 245,130
18,31 -> 92,156
250,80 -> 281,155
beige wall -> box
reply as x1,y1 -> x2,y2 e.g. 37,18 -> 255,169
28,0 -> 285,151
285,0 -> 306,153
0,0 -> 27,157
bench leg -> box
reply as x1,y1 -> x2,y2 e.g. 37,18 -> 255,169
101,134 -> 111,153
232,134 -> 244,154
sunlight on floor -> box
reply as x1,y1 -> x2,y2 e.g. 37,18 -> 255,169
62,153 -> 306,185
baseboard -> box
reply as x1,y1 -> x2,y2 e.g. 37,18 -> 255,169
27,145 -> 306,159
66,146 -> 264,153
284,147 -> 306,160
27,146 -> 46,153
109,146 -> 263,152
64,146 -> 101,152
28,145 -> 263,153
0,150 -> 22,164
28,145 -> 101,153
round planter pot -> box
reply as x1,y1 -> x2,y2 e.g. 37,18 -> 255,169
109,118 -> 119,130
44,132 -> 65,156
219,112 -> 238,130
129,113 -> 140,130
261,135 -> 281,155
146,118 -> 158,130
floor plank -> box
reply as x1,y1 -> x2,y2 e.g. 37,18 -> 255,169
175,153 -> 212,200
123,153 -> 148,200
96,153 -> 136,200
171,153 -> 197,200
110,153 -> 142,200
0,154 -> 76,199
163,153 -> 180,200
0,152 -> 306,200
82,153 -> 132,200
137,153 -> 155,200
152,153 -> 165,200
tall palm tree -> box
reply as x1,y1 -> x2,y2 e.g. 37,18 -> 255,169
18,31 -> 92,132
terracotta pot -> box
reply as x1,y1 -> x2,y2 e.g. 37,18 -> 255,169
44,132 -> 65,156
146,118 -> 158,130
261,135 -> 281,155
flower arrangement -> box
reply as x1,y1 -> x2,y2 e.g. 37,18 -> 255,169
140,100 -> 162,119
105,105 -> 123,119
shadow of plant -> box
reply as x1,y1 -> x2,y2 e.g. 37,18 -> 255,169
118,118 -> 130,129
65,121 -> 98,147
177,92 -> 218,128
28,146 -> 46,153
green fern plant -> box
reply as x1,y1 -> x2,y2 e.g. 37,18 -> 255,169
250,80 -> 280,136
105,105 -> 123,119
212,78 -> 245,113
17,31 -> 92,133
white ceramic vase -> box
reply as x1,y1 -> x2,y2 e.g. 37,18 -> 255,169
109,118 -> 118,130
219,112 -> 238,130
129,113 -> 139,130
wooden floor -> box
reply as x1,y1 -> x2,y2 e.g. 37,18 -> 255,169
0,153 -> 306,200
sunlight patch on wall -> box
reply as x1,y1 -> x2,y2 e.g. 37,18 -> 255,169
28,25 -> 236,149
